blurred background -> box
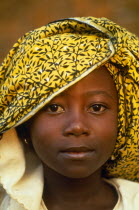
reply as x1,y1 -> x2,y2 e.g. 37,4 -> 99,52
0,0 -> 139,63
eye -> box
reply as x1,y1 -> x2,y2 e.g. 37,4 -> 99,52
88,104 -> 107,114
44,104 -> 64,113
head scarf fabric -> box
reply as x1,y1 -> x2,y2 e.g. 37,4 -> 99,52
0,17 -> 139,181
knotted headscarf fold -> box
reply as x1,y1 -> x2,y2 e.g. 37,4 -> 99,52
0,17 -> 139,181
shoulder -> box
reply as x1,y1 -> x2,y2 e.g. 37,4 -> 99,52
112,178 -> 139,193
0,185 -> 26,210
108,178 -> 139,209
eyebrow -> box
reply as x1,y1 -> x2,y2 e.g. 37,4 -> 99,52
85,90 -> 114,99
59,90 -> 115,99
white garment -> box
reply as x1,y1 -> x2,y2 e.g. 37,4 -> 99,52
0,129 -> 139,210
106,178 -> 139,210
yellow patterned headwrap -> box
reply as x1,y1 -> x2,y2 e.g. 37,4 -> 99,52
0,17 -> 139,181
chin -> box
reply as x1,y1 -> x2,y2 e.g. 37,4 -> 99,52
44,162 -> 101,179
59,167 -> 95,179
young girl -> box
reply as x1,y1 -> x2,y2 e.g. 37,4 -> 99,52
0,16 -> 138,210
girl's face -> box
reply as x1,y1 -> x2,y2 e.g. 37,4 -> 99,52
29,67 -> 118,178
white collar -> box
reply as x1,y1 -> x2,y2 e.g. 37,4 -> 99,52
0,128 -> 44,210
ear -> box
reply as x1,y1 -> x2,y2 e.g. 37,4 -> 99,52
16,122 -> 33,148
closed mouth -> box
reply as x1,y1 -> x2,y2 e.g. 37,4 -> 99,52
61,146 -> 94,153
60,147 -> 95,159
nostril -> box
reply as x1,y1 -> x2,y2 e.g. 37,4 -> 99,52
63,124 -> 90,137
66,132 -> 88,136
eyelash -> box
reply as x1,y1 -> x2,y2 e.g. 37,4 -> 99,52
43,103 -> 108,114
43,104 -> 64,113
87,104 -> 107,114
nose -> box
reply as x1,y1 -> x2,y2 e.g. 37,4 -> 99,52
63,112 -> 90,137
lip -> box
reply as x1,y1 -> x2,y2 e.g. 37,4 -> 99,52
60,146 -> 95,160
61,146 -> 93,152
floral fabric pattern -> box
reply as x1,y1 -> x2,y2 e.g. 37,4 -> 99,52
0,17 -> 139,181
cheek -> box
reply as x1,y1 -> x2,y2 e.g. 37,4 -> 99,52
100,117 -> 117,139
92,113 -> 118,150
30,115 -> 55,141
29,117 -> 60,163
30,132 -> 55,167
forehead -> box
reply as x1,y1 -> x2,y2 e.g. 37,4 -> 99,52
58,66 -> 117,98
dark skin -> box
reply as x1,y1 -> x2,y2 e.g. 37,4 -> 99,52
27,66 -> 118,210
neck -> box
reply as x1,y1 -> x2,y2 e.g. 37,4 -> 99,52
43,165 -> 110,208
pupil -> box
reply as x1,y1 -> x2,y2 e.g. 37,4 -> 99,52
51,104 -> 58,111
93,104 -> 101,111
